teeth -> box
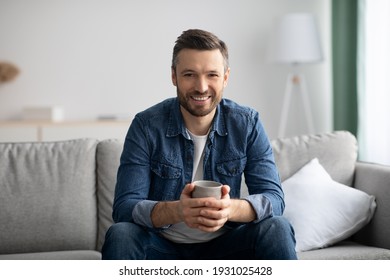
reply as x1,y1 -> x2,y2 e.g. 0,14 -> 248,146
192,96 -> 209,101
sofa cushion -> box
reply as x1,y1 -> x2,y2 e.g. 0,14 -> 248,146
297,241 -> 390,260
0,139 -> 98,254
282,158 -> 376,252
0,250 -> 101,260
96,139 -> 123,251
272,130 -> 358,186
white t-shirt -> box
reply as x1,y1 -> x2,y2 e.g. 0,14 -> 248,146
161,129 -> 227,243
189,130 -> 208,182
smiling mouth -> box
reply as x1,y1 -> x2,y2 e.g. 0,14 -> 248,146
191,96 -> 210,101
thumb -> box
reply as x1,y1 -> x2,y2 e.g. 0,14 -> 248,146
181,183 -> 195,199
221,185 -> 230,198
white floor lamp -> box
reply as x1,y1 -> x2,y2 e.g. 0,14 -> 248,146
268,13 -> 323,138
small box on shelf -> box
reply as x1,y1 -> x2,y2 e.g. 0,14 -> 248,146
22,106 -> 64,122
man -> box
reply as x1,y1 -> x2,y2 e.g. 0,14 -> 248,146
102,29 -> 297,260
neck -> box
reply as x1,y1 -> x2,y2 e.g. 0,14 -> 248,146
180,106 -> 215,135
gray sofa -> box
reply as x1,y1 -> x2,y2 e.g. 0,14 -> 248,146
1,130 -> 390,260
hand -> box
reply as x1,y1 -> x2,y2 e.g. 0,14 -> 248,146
179,183 -> 231,232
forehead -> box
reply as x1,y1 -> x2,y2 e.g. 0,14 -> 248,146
175,49 -> 225,71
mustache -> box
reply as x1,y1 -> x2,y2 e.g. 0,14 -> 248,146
189,90 -> 210,95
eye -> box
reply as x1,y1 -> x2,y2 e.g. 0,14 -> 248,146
208,73 -> 220,78
182,72 -> 195,77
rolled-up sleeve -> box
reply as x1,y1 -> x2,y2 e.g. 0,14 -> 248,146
132,200 -> 159,228
244,194 -> 273,222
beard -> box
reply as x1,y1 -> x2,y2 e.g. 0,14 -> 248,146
177,88 -> 222,117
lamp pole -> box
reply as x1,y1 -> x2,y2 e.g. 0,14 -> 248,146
278,72 -> 315,138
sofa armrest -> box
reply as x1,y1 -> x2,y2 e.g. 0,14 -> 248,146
353,161 -> 390,249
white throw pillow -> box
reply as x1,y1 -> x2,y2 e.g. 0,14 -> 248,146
282,158 -> 376,252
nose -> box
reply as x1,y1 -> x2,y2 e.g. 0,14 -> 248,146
194,76 -> 208,93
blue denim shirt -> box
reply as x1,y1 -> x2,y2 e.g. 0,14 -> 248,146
113,98 -> 284,228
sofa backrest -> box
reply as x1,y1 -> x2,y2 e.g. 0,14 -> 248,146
96,139 -> 123,251
0,139 -> 99,255
272,131 -> 358,186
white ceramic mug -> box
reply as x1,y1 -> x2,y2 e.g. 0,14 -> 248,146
192,180 -> 222,199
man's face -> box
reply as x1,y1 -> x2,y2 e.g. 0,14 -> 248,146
172,49 -> 230,118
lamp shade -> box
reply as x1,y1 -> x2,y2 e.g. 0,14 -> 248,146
267,13 -> 323,64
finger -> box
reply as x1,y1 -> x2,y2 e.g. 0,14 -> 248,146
221,184 -> 230,197
220,185 -> 231,200
180,183 -> 195,199
204,197 -> 230,210
184,206 -> 224,228
197,225 -> 223,232
196,216 -> 228,232
200,207 -> 229,220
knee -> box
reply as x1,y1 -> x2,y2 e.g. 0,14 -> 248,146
262,216 -> 295,236
255,216 -> 297,260
102,222 -> 144,259
104,222 -> 142,243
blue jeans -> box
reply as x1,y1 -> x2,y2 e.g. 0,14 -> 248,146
102,216 -> 297,260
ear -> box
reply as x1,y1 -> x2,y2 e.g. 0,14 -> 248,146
223,67 -> 231,88
171,67 -> 177,86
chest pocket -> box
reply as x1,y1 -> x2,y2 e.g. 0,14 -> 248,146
217,157 -> 246,177
150,160 -> 182,200
151,161 -> 181,179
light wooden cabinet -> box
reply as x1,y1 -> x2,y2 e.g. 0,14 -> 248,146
0,120 -> 130,142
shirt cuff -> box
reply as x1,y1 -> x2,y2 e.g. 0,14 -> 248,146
132,200 -> 159,228
244,194 -> 273,223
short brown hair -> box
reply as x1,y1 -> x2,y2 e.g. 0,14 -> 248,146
172,29 -> 229,72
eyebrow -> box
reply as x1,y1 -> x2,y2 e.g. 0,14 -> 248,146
180,69 -> 195,74
180,69 -> 221,74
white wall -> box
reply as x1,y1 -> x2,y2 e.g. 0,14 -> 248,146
0,0 -> 331,139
